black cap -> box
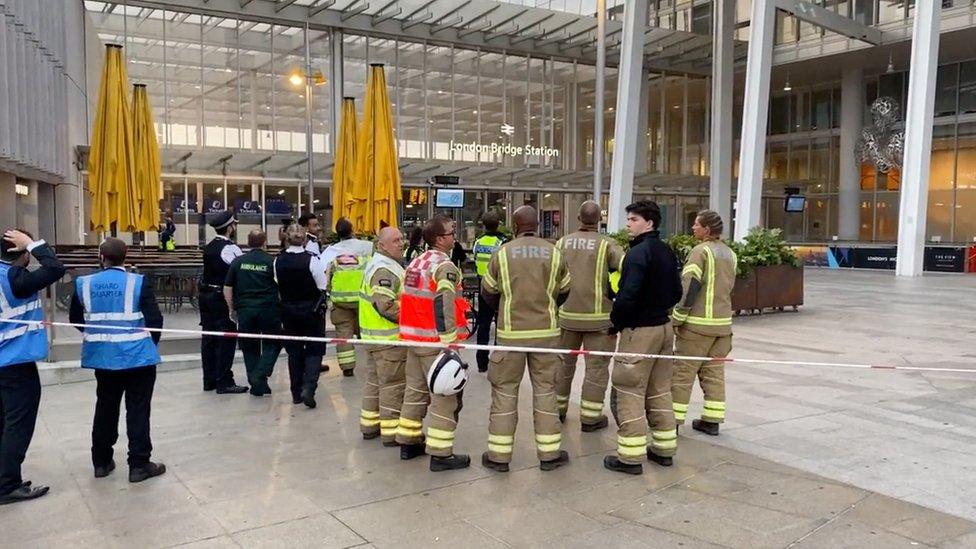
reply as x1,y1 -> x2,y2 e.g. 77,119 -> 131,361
208,210 -> 237,230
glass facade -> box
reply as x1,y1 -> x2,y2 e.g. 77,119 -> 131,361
81,1 -> 976,248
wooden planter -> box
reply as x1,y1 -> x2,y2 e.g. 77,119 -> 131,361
755,264 -> 804,311
731,271 -> 758,314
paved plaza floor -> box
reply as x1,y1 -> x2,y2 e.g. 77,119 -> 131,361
3,269 -> 976,548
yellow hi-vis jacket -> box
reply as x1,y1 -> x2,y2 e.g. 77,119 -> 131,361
358,252 -> 405,345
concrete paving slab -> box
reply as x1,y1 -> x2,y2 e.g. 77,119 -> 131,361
2,269 -> 975,547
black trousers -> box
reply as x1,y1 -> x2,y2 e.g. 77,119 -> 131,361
0,362 -> 41,496
237,307 -> 282,391
199,289 -> 238,389
92,366 -> 157,469
280,305 -> 325,401
476,291 -> 497,370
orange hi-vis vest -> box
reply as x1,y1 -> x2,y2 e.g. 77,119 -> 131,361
399,249 -> 470,343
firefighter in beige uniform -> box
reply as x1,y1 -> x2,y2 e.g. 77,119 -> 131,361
481,206 -> 572,472
555,201 -> 625,431
358,227 -> 407,445
671,210 -> 737,436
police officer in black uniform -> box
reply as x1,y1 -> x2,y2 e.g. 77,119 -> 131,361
274,223 -> 329,409
199,211 -> 248,394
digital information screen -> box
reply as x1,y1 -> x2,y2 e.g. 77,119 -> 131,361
435,188 -> 465,208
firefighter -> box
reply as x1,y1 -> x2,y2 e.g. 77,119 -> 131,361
198,211 -> 248,394
554,200 -> 624,431
671,210 -> 737,436
604,200 -> 682,475
481,206 -> 572,473
358,227 -> 407,445
472,211 -> 506,373
396,215 -> 472,472
322,218 -> 374,377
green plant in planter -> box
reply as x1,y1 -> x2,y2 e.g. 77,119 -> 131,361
609,229 -> 631,250
730,227 -> 800,276
666,234 -> 698,265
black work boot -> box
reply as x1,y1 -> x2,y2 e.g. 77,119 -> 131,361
540,450 -> 570,471
481,452 -> 510,473
581,416 -> 609,433
647,449 -> 673,467
129,462 -> 166,483
216,384 -> 248,394
692,419 -> 720,436
430,454 -> 471,472
301,388 -> 317,409
94,460 -> 116,479
400,443 -> 426,460
603,455 -> 642,475
342,369 -> 355,378
382,440 -> 399,448
362,431 -> 380,440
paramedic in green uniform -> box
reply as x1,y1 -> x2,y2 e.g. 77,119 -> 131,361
224,230 -> 282,396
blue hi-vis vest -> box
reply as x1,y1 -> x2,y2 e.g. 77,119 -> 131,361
75,269 -> 160,370
0,263 -> 48,368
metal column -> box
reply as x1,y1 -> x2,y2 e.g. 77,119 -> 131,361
896,3 -> 941,277
709,0 -> 734,237
593,0 -> 606,201
330,29 -> 344,154
733,0 -> 776,241
838,67 -> 863,241
303,23 -> 314,214
607,0 -> 649,231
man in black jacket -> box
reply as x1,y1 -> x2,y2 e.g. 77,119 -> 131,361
604,201 -> 682,476
0,229 -> 66,505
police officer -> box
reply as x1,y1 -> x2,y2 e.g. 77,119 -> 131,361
358,227 -> 406,445
481,206 -> 571,473
275,223 -> 329,409
199,211 -> 247,394
70,238 -> 166,483
555,201 -> 624,431
396,215 -> 471,472
604,200 -> 682,475
298,213 -> 322,255
0,229 -> 65,505
472,211 -> 506,373
671,210 -> 737,436
321,218 -> 373,377
224,230 -> 281,397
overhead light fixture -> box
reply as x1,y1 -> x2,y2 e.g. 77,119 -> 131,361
887,52 -> 895,74
313,199 -> 320,204
783,70 -> 792,92
277,189 -> 285,195
288,71 -> 305,87
472,110 -> 478,114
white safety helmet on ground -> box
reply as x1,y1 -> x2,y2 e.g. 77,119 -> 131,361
427,350 -> 469,396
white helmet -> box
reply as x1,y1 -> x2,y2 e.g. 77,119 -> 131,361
427,350 -> 469,396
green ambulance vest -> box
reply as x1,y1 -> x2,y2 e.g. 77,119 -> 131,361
473,234 -> 503,277
330,254 -> 368,305
358,255 -> 405,341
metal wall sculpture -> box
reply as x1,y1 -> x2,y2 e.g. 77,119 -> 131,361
854,97 -> 905,174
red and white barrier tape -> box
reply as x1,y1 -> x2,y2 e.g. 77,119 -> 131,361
2,318 -> 974,375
